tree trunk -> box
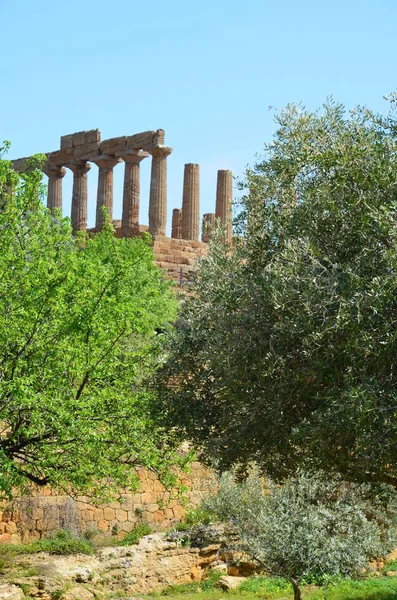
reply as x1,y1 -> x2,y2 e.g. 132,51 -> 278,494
290,578 -> 302,600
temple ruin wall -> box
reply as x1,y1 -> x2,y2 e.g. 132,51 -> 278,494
12,128 -> 233,282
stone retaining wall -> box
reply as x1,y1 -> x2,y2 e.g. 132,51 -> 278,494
0,462 -> 209,544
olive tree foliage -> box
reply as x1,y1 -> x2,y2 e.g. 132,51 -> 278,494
0,144 -> 183,501
204,471 -> 395,600
154,99 -> 397,488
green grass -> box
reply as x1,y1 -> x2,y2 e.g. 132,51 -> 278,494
173,507 -> 215,532
384,560 -> 397,573
148,573 -> 397,600
0,529 -> 94,559
118,522 -> 152,545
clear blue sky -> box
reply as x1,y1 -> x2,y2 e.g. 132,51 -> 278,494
1,0 -> 396,233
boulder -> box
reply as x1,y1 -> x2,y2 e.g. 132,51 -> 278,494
217,575 -> 247,590
62,587 -> 94,600
0,584 -> 25,600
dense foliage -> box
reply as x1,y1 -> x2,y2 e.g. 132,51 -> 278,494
204,470 -> 395,599
0,145 -> 181,500
154,100 -> 397,487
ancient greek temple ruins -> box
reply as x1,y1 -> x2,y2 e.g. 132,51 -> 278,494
12,129 -> 233,281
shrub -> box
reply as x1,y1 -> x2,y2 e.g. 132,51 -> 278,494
175,507 -> 215,531
120,522 -> 152,545
204,471 -> 395,600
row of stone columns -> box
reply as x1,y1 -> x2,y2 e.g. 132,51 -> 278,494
171,168 -> 233,243
42,146 -> 172,237
43,152 -> 232,241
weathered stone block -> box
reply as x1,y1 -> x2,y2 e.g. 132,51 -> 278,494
98,520 -> 109,532
93,508 -> 104,522
115,509 -> 128,522
121,520 -> 135,533
141,492 -> 152,503
126,131 -> 156,150
74,142 -> 100,160
143,511 -> 154,523
49,148 -> 74,166
82,509 -> 94,521
103,507 -> 116,521
73,131 -> 86,147
85,129 -> 101,144
60,134 -> 74,149
100,136 -> 127,155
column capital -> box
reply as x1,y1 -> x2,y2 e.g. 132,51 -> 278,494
66,160 -> 91,175
116,149 -> 150,163
147,145 -> 173,159
43,165 -> 66,178
89,154 -> 121,169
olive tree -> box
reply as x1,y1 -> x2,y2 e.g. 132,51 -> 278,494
154,99 -> 397,488
204,471 -> 395,600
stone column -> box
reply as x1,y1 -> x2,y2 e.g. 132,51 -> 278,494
117,150 -> 149,237
181,163 -> 200,240
148,146 -> 172,236
43,165 -> 66,214
202,213 -> 216,243
215,169 -> 233,241
67,161 -> 91,233
90,155 -> 121,231
172,208 -> 182,239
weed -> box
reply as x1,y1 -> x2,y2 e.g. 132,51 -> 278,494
0,529 -> 94,557
158,570 -> 223,595
174,507 -> 215,532
383,559 -> 397,572
119,522 -> 152,546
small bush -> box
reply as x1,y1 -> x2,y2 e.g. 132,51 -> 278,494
119,522 -> 152,546
30,529 -> 94,555
0,530 -> 94,556
175,507 -> 215,531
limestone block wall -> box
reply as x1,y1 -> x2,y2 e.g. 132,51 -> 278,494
0,462 -> 209,544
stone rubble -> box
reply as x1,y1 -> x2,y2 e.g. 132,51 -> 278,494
0,531 -> 229,599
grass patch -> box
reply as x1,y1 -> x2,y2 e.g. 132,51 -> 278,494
239,576 -> 292,595
174,508 -> 215,532
119,522 -> 152,546
148,574 -> 397,600
155,570 -> 223,596
384,560 -> 397,573
0,529 -> 94,558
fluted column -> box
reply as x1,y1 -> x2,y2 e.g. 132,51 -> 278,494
148,146 -> 172,236
43,165 -> 66,214
215,169 -> 233,241
181,163 -> 200,240
202,213 -> 216,243
67,161 -> 91,233
172,208 -> 182,239
117,149 -> 149,237
90,155 -> 121,231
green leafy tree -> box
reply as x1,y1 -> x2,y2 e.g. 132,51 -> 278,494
204,471 -> 395,600
154,99 -> 397,488
0,144 -> 182,500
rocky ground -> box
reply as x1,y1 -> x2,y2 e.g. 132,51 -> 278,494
0,527 -> 239,600
0,527 -> 396,600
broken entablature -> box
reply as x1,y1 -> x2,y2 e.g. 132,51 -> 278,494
12,129 -> 233,278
